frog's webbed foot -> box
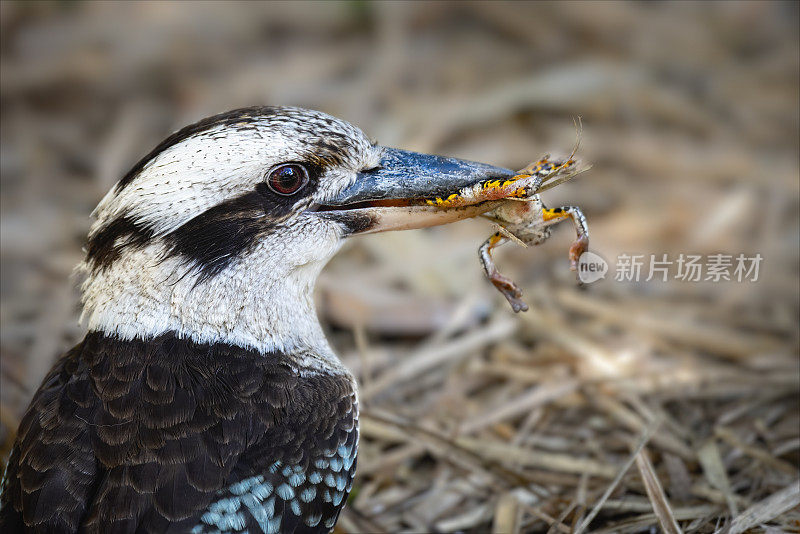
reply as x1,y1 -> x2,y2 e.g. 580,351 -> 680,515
479,232 -> 529,313
490,272 -> 529,312
569,234 -> 590,272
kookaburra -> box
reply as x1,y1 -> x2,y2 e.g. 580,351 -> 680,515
0,107 -> 522,533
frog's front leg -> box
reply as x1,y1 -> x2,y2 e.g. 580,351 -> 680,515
543,206 -> 590,271
479,231 -> 529,313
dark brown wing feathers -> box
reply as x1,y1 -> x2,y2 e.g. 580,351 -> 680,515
0,333 -> 357,534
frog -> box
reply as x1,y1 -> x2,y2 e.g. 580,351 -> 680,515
478,156 -> 589,312
422,149 -> 590,313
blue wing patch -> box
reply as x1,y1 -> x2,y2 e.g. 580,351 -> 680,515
194,428 -> 358,534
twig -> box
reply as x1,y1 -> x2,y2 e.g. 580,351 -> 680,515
573,419 -> 661,534
635,447 -> 682,534
723,480 -> 800,534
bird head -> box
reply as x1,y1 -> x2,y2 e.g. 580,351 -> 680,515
79,107 -> 514,363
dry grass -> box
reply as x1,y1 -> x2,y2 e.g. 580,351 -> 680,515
1,2 -> 798,532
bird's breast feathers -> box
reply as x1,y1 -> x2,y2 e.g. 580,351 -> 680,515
0,332 -> 358,533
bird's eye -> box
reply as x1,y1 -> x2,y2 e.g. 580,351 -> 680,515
266,164 -> 309,196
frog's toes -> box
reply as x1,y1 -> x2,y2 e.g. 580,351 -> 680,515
509,298 -> 529,313
489,272 -> 528,312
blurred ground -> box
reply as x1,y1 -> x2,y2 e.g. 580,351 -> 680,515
1,2 -> 798,532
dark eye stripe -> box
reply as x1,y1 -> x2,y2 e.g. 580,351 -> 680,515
161,192 -> 274,282
89,172 -> 322,281
85,216 -> 154,273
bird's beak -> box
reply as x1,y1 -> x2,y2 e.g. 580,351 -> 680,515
315,147 -> 517,234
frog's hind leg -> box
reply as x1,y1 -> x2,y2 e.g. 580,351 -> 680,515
543,206 -> 590,271
479,232 -> 529,313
